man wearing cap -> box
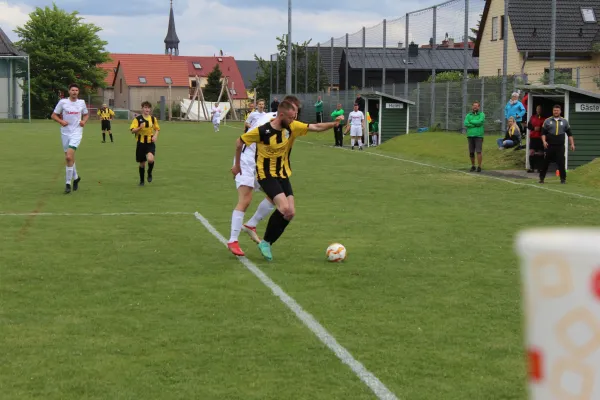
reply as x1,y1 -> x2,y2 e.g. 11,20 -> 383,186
97,103 -> 115,143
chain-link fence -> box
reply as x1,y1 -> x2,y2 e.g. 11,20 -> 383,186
268,0 -> 600,134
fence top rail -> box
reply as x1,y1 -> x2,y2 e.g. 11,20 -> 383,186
408,0 -> 459,15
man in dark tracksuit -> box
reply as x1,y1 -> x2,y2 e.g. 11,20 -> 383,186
539,104 -> 575,184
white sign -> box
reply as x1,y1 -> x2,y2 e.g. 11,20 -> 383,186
385,103 -> 403,109
575,103 -> 600,112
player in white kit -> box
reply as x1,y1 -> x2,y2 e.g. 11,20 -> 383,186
51,83 -> 89,193
227,99 -> 276,256
211,103 -> 222,132
347,103 -> 365,150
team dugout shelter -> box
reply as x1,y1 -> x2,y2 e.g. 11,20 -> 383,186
518,84 -> 600,170
360,91 -> 414,146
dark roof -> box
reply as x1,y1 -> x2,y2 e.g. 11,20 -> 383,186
236,60 -> 260,88
344,47 -> 479,71
474,0 -> 600,56
307,46 -> 345,85
0,26 -> 25,56
164,4 -> 180,51
517,84 -> 600,100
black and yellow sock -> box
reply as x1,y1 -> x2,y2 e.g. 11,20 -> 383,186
139,166 -> 145,183
109,133 -> 113,142
263,210 -> 290,245
102,132 -> 106,142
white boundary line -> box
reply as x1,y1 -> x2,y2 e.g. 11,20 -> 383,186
193,211 -> 398,400
297,139 -> 600,203
222,123 -> 600,202
0,212 -> 191,216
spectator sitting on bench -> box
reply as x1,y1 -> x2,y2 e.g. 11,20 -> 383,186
497,116 -> 521,149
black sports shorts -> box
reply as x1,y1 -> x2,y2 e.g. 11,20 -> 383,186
136,142 -> 156,162
259,177 -> 294,200
101,120 -> 111,131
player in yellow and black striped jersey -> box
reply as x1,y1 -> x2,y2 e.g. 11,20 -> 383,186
232,99 -> 344,261
97,104 -> 115,143
130,101 -> 160,186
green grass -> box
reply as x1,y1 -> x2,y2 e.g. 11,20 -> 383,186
2,120 -> 600,399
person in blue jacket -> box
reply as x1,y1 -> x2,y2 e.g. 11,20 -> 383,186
505,92 -> 526,133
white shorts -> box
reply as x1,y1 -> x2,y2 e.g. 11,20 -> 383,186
350,126 -> 363,137
213,118 -> 221,124
62,133 -> 82,151
234,154 -> 261,191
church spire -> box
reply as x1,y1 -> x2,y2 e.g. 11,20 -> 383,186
164,0 -> 180,56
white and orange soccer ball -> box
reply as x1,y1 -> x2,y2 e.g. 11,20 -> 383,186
326,243 -> 346,262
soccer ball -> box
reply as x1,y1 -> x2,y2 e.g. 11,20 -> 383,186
326,243 -> 346,262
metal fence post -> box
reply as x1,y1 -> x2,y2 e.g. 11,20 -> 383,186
294,43 -> 298,94
462,0 -> 469,133
577,67 -> 581,88
317,43 -> 320,92
305,45 -> 308,93
382,19 -> 387,93
431,6 -> 437,128
416,82 -> 420,128
392,83 -> 396,97
404,13 -> 409,98
480,78 -> 485,112
362,27 -> 366,89
345,33 -> 349,105
330,37 -> 334,93
445,82 -> 450,131
276,55 -> 280,94
501,0 -> 508,133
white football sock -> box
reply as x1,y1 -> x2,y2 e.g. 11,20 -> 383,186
229,210 -> 245,242
358,139 -> 363,147
72,163 -> 78,180
246,198 -> 275,227
66,167 -> 74,184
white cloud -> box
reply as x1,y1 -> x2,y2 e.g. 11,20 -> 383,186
0,2 -> 32,41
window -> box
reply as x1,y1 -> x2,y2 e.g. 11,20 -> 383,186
218,57 -> 223,62
582,7 -> 597,23
193,62 -> 202,69
138,76 -> 147,84
230,88 -> 237,95
109,99 -> 115,107
492,16 -> 499,40
500,15 -> 505,40
164,77 -> 173,84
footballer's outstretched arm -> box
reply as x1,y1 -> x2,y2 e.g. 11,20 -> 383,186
307,116 -> 344,132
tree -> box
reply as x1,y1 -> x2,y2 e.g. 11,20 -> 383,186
425,71 -> 476,83
14,4 -> 110,118
203,64 -> 223,101
469,14 -> 483,42
250,35 -> 329,101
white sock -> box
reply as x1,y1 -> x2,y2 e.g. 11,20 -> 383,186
72,163 -> 78,180
358,139 -> 363,147
66,167 -> 74,184
246,198 -> 275,227
229,210 -> 245,242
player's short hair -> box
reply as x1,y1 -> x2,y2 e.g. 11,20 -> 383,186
68,83 -> 79,90
553,104 -> 562,110
141,101 -> 152,108
278,100 -> 296,113
257,98 -> 265,104
353,103 -> 359,106
283,95 -> 300,108
472,101 -> 480,105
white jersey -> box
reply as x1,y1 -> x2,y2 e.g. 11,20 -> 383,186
212,107 -> 222,120
348,111 -> 364,126
245,110 -> 266,130
256,111 -> 277,127
54,98 -> 88,135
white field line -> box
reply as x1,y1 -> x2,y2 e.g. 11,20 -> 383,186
194,211 -> 399,400
221,123 -> 600,202
297,139 -> 600,203
0,212 -> 192,216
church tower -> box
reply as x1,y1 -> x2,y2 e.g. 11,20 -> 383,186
164,0 -> 180,56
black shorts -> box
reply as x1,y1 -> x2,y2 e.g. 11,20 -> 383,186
259,177 -> 293,200
101,120 -> 111,131
468,137 -> 483,153
529,137 -> 544,151
136,142 -> 156,162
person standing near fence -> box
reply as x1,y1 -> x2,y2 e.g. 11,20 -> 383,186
527,105 -> 545,173
330,103 -> 344,147
464,101 -> 485,172
539,105 -> 575,185
315,96 -> 323,123
505,92 -> 526,133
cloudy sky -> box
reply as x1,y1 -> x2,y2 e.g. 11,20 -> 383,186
0,0 -> 484,60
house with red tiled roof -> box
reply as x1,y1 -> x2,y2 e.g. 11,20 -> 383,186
98,54 -> 248,112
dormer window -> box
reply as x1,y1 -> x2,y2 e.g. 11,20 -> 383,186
193,62 -> 202,69
138,77 -> 147,84
582,8 -> 596,23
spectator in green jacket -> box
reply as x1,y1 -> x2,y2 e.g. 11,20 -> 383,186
330,103 -> 345,147
464,101 -> 486,172
315,96 -> 323,123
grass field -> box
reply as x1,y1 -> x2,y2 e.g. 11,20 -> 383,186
2,120 -> 600,400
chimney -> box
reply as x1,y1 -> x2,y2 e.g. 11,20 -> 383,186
408,42 -> 419,57
397,41 -> 403,49
448,37 -> 455,47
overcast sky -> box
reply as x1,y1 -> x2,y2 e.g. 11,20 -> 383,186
0,0 -> 484,60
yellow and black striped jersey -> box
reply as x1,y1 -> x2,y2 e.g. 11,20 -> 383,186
129,114 -> 160,143
97,108 -> 115,120
240,120 -> 309,179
